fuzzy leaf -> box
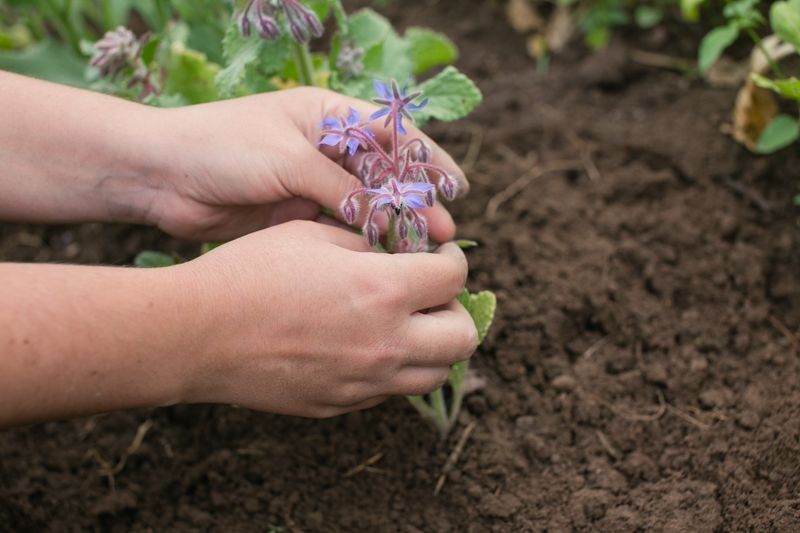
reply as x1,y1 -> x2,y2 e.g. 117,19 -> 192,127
134,251 -> 176,268
405,27 -> 458,75
756,114 -> 800,153
771,0 -> 800,52
414,66 -> 483,123
457,290 -> 497,344
165,42 -> 220,104
698,24 -> 739,73
346,8 -> 391,50
752,74 -> 800,101
0,40 -> 88,87
216,23 -> 264,97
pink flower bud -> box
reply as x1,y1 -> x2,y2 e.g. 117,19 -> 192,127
341,198 -> 358,224
397,218 -> 409,241
440,175 -> 458,201
365,223 -> 380,247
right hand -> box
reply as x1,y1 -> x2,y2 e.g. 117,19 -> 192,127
173,220 -> 478,418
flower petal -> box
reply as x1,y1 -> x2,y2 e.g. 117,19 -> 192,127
370,107 -> 390,122
404,196 -> 427,209
346,107 -> 360,126
373,80 -> 391,99
321,117 -> 340,129
319,134 -> 343,146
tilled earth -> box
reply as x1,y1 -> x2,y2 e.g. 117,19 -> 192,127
1,1 -> 799,531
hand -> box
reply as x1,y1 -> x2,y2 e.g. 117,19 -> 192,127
176,221 -> 478,418
148,87 -> 468,242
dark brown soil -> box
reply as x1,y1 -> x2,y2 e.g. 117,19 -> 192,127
2,1 -> 800,532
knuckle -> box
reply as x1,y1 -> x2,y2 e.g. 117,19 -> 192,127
440,257 -> 468,294
367,340 -> 405,372
333,382 -> 365,407
454,323 -> 479,361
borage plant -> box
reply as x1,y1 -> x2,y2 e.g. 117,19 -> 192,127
319,79 -> 496,437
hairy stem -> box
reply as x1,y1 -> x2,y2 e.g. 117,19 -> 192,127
407,396 -> 441,428
430,389 -> 450,438
746,28 -> 785,79
292,41 -> 315,87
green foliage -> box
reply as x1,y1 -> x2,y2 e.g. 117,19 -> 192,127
635,6 -> 665,29
771,0 -> 800,52
405,27 -> 458,75
411,288 -> 497,437
165,42 -> 220,104
414,66 -> 483,124
752,74 -> 800,101
756,114 -> 800,154
0,39 -> 88,87
134,251 -> 177,268
681,0 -> 707,22
457,290 -> 497,344
698,24 -> 739,73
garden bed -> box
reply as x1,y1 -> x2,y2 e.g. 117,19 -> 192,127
2,1 -> 799,531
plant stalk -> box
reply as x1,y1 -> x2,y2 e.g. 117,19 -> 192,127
745,28 -> 785,80
430,389 -> 449,437
292,41 -> 315,87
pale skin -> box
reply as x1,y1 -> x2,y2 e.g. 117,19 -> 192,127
0,72 -> 478,428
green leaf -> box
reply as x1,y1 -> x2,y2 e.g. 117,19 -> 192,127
756,114 -> 800,154
794,194 -> 800,205
771,0 -> 800,52
681,0 -> 707,22
0,24 -> 32,50
345,8 -> 391,50
201,242 -> 221,254
414,66 -> 483,123
216,23 -> 264,97
456,239 -> 479,250
375,30 -> 414,82
405,27 -> 457,75
752,73 -> 800,101
0,40 -> 89,87
165,42 -> 220,104
698,24 -> 739,73
457,290 -> 497,344
134,251 -> 177,268
635,6 -> 664,29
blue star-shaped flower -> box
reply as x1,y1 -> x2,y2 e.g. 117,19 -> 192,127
370,80 -> 429,135
319,108 -> 374,156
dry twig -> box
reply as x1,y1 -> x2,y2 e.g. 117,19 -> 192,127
434,420 -> 478,496
88,419 -> 153,489
344,451 -> 384,478
460,125 -> 485,173
485,159 -> 583,220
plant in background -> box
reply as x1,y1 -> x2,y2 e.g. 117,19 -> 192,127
319,80 -> 496,436
0,0 -> 495,435
697,0 -> 800,162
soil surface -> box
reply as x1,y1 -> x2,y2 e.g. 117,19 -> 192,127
2,1 -> 800,532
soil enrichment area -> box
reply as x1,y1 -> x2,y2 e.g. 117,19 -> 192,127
1,1 -> 799,531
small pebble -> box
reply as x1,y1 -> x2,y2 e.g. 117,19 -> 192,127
552,375 -> 577,392
737,410 -> 760,430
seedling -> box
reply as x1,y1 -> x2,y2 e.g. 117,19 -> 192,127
697,0 -> 800,157
319,80 -> 496,437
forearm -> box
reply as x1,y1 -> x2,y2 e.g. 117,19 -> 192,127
0,262 -> 204,427
0,71 -> 169,225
